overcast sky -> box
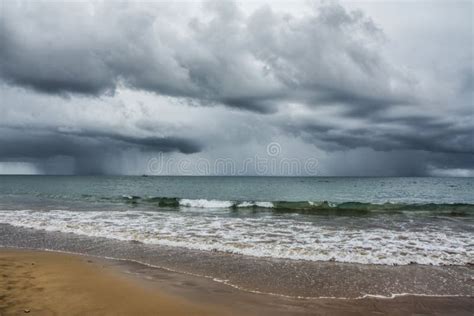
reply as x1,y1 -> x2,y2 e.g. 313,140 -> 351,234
0,0 -> 472,176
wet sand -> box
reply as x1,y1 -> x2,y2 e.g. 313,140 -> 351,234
0,249 -> 223,316
1,248 -> 473,316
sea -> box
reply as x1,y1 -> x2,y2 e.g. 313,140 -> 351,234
0,176 -> 473,297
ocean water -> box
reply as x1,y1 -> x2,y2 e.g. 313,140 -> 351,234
0,176 -> 473,266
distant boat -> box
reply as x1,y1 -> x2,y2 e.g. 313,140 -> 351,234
141,174 -> 148,177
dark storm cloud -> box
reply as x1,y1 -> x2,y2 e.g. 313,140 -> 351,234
282,110 -> 474,174
0,15 -> 114,96
0,0 -> 472,176
57,129 -> 202,155
0,128 -> 202,158
0,127 -> 202,174
283,105 -> 473,153
0,1 -> 410,113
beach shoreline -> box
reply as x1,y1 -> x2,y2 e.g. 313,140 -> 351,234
1,247 -> 473,315
1,223 -> 472,299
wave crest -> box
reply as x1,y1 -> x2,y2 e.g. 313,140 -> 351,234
81,195 -> 474,215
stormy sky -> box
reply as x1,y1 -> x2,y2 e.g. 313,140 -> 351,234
0,0 -> 472,176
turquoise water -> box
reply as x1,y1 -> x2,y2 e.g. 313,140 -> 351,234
0,176 -> 473,265
1,175 -> 473,204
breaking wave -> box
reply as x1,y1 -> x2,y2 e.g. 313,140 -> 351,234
0,208 -> 472,266
115,195 -> 474,215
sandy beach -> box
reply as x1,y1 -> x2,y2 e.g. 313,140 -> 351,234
0,249 -> 224,316
1,248 -> 472,316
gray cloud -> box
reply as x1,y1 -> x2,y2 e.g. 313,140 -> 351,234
0,0 -> 472,176
0,1 -> 413,113
0,127 -> 202,174
284,111 -> 473,153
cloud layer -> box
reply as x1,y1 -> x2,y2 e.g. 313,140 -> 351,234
0,0 -> 472,175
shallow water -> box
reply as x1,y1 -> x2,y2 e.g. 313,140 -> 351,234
1,224 -> 472,298
0,176 -> 473,266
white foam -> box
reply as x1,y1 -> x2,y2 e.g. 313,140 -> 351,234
179,199 -> 234,208
0,209 -> 472,266
177,199 -> 274,209
236,201 -> 274,208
